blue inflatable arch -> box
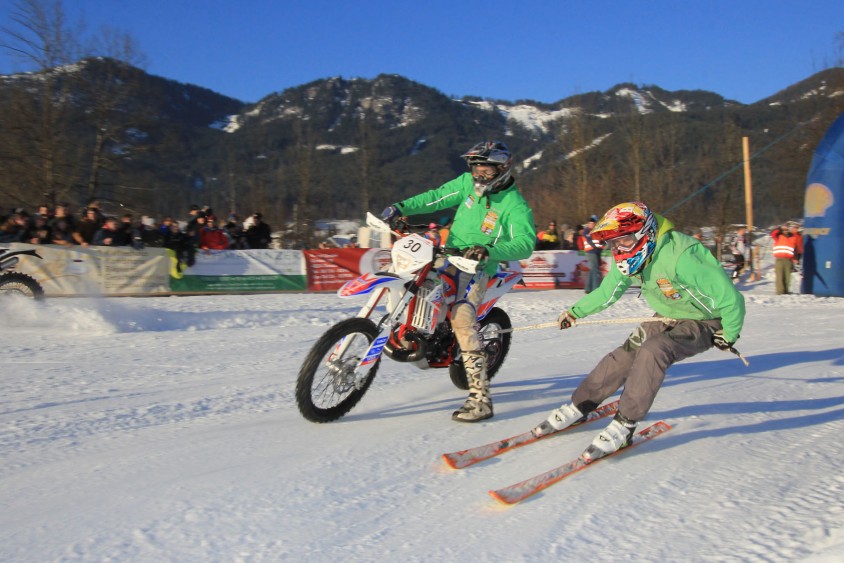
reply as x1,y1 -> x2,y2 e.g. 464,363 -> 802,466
803,112 -> 844,297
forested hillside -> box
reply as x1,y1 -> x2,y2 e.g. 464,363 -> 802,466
1,57 -> 842,244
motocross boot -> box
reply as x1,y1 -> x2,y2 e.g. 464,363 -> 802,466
452,351 -> 493,422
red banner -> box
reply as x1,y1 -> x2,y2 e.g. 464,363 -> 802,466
303,248 -> 612,291
303,248 -> 393,291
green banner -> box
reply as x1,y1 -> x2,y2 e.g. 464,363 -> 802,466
169,274 -> 307,292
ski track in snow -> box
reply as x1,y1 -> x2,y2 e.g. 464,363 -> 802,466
1,280 -> 844,561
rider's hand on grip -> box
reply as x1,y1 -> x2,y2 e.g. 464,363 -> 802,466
558,310 -> 577,330
381,205 -> 402,230
463,245 -> 489,265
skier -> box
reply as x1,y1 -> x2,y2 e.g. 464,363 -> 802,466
381,141 -> 536,422
538,202 -> 745,460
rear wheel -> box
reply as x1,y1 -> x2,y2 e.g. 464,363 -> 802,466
296,317 -> 380,422
0,272 -> 45,300
448,307 -> 512,390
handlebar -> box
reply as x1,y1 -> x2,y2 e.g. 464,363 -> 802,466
366,212 -> 482,274
440,246 -> 464,257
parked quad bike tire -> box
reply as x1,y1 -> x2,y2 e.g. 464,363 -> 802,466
448,307 -> 512,390
296,317 -> 380,423
0,272 -> 45,300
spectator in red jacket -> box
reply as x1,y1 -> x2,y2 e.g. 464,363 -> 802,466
199,217 -> 231,250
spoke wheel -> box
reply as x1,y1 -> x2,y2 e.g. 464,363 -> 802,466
296,317 -> 380,422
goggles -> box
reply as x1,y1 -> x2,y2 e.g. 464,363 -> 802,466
606,234 -> 639,255
470,164 -> 499,180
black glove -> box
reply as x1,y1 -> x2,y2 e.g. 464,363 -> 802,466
712,330 -> 736,351
380,205 -> 401,229
558,310 -> 577,330
462,245 -> 489,263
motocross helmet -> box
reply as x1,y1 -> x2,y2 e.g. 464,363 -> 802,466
589,202 -> 658,276
460,140 -> 514,197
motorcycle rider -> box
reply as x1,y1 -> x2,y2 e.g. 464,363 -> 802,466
382,141 -> 536,422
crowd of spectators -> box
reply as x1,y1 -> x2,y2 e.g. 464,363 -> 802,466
0,202 -> 273,267
534,220 -> 588,251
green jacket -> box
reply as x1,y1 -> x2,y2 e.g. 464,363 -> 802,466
569,214 -> 746,342
395,173 -> 536,275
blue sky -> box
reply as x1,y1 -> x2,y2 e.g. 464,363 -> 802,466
1,0 -> 842,105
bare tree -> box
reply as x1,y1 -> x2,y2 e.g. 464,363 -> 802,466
357,98 -> 380,216
292,119 -> 317,248
620,112 -> 648,202
80,29 -> 148,204
649,119 -> 681,212
1,0 -> 81,69
0,0 -> 82,207
554,108 -> 596,222
1,0 -> 147,212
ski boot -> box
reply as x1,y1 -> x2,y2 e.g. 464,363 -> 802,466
452,351 -> 493,422
582,413 -> 637,463
533,403 -> 585,436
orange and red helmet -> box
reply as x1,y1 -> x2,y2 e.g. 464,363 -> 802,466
590,202 -> 658,276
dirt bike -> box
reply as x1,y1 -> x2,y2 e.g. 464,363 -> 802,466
295,213 -> 522,423
0,248 -> 45,299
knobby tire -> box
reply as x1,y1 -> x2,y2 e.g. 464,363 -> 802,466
296,317 -> 380,423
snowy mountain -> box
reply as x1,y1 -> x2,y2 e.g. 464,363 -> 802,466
1,59 -> 842,229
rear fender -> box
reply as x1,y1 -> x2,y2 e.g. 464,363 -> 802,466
477,271 -> 521,320
338,272 -> 404,297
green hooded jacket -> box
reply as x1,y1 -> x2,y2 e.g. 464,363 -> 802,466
569,214 -> 746,342
395,173 -> 536,275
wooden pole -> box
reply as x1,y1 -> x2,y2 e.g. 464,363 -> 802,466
742,137 -> 758,281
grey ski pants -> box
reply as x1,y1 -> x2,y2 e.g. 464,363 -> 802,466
571,317 -> 722,421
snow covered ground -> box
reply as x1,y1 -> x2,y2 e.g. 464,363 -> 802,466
2,270 -> 844,562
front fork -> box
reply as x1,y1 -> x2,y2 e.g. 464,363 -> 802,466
349,265 -> 441,387
352,286 -> 422,387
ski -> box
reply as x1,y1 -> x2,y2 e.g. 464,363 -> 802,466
442,400 -> 619,470
488,420 -> 672,505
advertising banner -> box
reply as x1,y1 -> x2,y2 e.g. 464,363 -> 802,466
7,243 -> 171,296
303,248 -> 393,291
508,251 -> 611,289
168,249 -> 307,292
7,244 -> 612,296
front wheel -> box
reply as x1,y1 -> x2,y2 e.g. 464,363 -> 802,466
0,272 -> 45,300
449,307 -> 512,390
296,317 -> 381,423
